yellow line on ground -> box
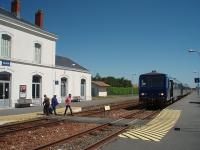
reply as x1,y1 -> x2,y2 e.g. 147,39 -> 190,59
123,132 -> 150,141
118,134 -> 128,138
132,130 -> 164,139
119,109 -> 181,142
126,131 -> 161,142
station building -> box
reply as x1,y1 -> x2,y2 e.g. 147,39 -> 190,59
0,0 -> 91,108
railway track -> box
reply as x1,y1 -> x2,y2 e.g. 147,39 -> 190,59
34,110 -> 159,150
75,100 -> 139,117
0,117 -> 65,136
0,99 -> 160,150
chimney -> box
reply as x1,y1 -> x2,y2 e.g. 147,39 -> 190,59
11,0 -> 20,18
35,10 -> 44,28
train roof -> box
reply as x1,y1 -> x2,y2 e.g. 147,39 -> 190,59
140,71 -> 166,76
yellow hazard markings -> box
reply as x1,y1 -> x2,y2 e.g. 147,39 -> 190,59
119,109 -> 181,142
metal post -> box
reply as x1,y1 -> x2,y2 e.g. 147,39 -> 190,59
132,74 -> 136,96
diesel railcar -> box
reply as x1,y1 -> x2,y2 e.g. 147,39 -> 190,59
139,71 -> 189,108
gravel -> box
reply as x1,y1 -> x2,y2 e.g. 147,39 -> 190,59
0,121 -> 98,150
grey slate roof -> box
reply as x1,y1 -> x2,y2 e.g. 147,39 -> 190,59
0,7 -> 57,38
55,55 -> 88,72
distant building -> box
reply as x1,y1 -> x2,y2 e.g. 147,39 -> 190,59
0,0 -> 91,108
92,81 -> 110,97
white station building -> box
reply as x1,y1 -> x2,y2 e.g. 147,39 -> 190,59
0,0 -> 91,108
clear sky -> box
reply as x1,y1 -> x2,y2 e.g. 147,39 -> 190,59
1,0 -> 200,87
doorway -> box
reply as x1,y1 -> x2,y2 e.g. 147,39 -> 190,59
0,72 -> 11,107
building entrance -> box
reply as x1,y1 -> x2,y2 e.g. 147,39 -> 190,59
0,72 -> 11,107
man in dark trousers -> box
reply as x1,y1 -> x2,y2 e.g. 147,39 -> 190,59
51,95 -> 59,115
64,94 -> 73,116
43,95 -> 50,115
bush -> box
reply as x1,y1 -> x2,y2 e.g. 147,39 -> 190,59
107,87 -> 138,95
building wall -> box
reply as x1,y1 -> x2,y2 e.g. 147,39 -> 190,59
98,87 -> 107,97
92,84 -> 107,97
0,63 -> 91,107
0,24 -> 56,66
0,17 -> 91,108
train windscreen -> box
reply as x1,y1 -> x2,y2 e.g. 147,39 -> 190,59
140,75 -> 165,88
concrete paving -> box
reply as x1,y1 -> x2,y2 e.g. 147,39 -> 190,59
102,92 -> 200,150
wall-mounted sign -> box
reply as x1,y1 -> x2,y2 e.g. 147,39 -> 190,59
0,60 -> 10,66
195,78 -> 200,83
19,85 -> 27,98
55,80 -> 59,85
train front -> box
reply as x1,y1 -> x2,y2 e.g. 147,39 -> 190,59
139,72 -> 167,108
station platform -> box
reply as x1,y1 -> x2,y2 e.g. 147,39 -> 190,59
0,96 -> 137,125
102,92 -> 200,150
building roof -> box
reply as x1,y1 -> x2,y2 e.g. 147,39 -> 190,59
55,55 -> 88,72
92,81 -> 110,87
0,7 -> 57,39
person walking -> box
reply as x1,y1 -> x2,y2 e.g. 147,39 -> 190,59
64,94 -> 73,116
51,95 -> 59,115
43,94 -> 50,116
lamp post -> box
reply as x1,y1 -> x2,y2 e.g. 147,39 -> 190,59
131,74 -> 136,96
188,49 -> 200,95
193,71 -> 200,95
188,49 -> 200,56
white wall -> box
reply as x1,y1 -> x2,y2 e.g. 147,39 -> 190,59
0,16 -> 91,108
0,25 -> 56,66
0,62 -> 91,107
92,84 -> 108,97
98,87 -> 107,97
54,69 -> 91,102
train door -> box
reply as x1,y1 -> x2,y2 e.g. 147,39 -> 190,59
167,79 -> 171,100
170,80 -> 174,100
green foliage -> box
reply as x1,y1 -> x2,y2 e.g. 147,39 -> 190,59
92,73 -> 132,87
107,87 -> 138,95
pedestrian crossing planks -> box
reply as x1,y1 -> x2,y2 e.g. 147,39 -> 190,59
119,109 -> 181,142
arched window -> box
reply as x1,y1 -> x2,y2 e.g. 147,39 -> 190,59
81,79 -> 86,97
34,43 -> 41,64
1,34 -> 11,58
61,77 -> 68,97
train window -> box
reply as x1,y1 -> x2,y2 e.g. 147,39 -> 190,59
141,76 -> 165,87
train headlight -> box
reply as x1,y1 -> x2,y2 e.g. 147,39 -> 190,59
159,93 -> 164,96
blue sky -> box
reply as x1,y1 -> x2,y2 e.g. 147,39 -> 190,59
1,0 -> 200,87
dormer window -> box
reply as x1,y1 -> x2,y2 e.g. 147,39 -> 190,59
34,43 -> 41,64
1,34 -> 11,58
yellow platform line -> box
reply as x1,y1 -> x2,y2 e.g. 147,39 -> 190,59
123,132 -> 150,141
128,130 -> 163,141
121,133 -> 139,139
119,109 -> 181,142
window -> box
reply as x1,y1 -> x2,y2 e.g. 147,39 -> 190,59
34,43 -> 41,64
140,75 -> 165,88
81,79 -> 86,97
1,34 -> 11,58
61,77 -> 68,97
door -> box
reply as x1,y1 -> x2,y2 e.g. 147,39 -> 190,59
0,81 -> 10,107
32,75 -> 42,105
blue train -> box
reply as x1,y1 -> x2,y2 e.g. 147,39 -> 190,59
139,71 -> 190,108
